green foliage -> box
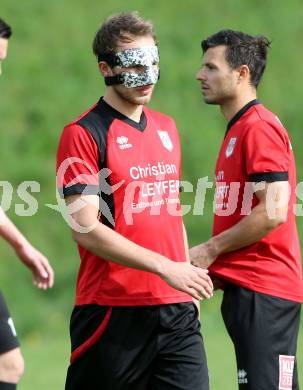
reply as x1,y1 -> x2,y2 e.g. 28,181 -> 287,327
0,0 -> 302,388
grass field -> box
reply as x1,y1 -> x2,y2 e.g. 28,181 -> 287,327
1,0 -> 303,389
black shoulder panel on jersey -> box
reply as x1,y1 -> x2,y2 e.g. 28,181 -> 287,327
77,100 -> 115,168
76,98 -> 116,229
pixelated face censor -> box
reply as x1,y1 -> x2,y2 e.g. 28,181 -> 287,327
115,46 -> 159,88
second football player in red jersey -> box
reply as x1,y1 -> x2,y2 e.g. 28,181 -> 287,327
192,30 -> 303,389
57,12 -> 212,390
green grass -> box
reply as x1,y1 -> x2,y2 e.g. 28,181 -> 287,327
20,334 -> 69,389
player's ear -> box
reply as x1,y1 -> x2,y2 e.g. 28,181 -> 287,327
237,65 -> 250,83
98,61 -> 114,77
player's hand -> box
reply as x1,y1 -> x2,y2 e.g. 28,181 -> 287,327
160,261 -> 213,301
15,242 -> 54,290
190,242 -> 217,269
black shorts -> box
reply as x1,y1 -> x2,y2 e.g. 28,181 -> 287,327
65,302 -> 209,390
0,290 -> 20,354
221,284 -> 301,390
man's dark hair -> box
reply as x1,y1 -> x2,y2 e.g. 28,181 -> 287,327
93,11 -> 157,58
0,18 -> 12,39
201,29 -> 271,88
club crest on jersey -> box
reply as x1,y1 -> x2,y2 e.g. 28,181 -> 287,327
225,137 -> 237,158
157,130 -> 173,152
116,136 -> 132,150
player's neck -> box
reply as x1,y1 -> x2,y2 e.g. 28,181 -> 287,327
103,89 -> 143,123
220,91 -> 257,123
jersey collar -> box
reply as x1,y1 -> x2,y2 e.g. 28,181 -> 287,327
99,97 -> 147,132
225,99 -> 260,137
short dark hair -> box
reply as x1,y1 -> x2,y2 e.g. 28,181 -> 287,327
0,18 -> 12,39
93,11 -> 157,58
201,29 -> 271,88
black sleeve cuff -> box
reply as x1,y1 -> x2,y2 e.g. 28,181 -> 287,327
248,171 -> 288,183
59,184 -> 100,198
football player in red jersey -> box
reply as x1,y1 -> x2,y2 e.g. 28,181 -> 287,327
57,12 -> 212,390
0,18 -> 54,390
192,29 -> 303,389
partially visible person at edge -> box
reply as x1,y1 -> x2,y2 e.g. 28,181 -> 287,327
56,11 -> 213,390
0,18 -> 54,390
191,29 -> 303,390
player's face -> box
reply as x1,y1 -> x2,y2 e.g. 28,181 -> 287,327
196,45 -> 238,105
0,38 -> 8,76
112,35 -> 158,106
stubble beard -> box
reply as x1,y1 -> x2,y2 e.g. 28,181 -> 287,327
113,85 -> 153,106
203,95 -> 220,105
203,89 -> 235,106
202,88 -> 221,105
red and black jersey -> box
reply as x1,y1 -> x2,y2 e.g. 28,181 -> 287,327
210,100 -> 303,302
56,97 -> 191,306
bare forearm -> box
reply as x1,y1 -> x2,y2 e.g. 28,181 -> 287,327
190,182 -> 288,270
208,203 -> 282,258
67,195 -> 169,275
74,223 -> 170,276
0,209 -> 28,251
66,194 -> 213,300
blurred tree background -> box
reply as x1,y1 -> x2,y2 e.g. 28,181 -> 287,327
0,0 -> 302,388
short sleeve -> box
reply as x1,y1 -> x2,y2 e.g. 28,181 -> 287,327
56,124 -> 100,198
244,121 -> 290,182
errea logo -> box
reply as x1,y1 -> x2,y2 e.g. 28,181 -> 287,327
238,369 -> 248,384
116,136 -> 132,150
